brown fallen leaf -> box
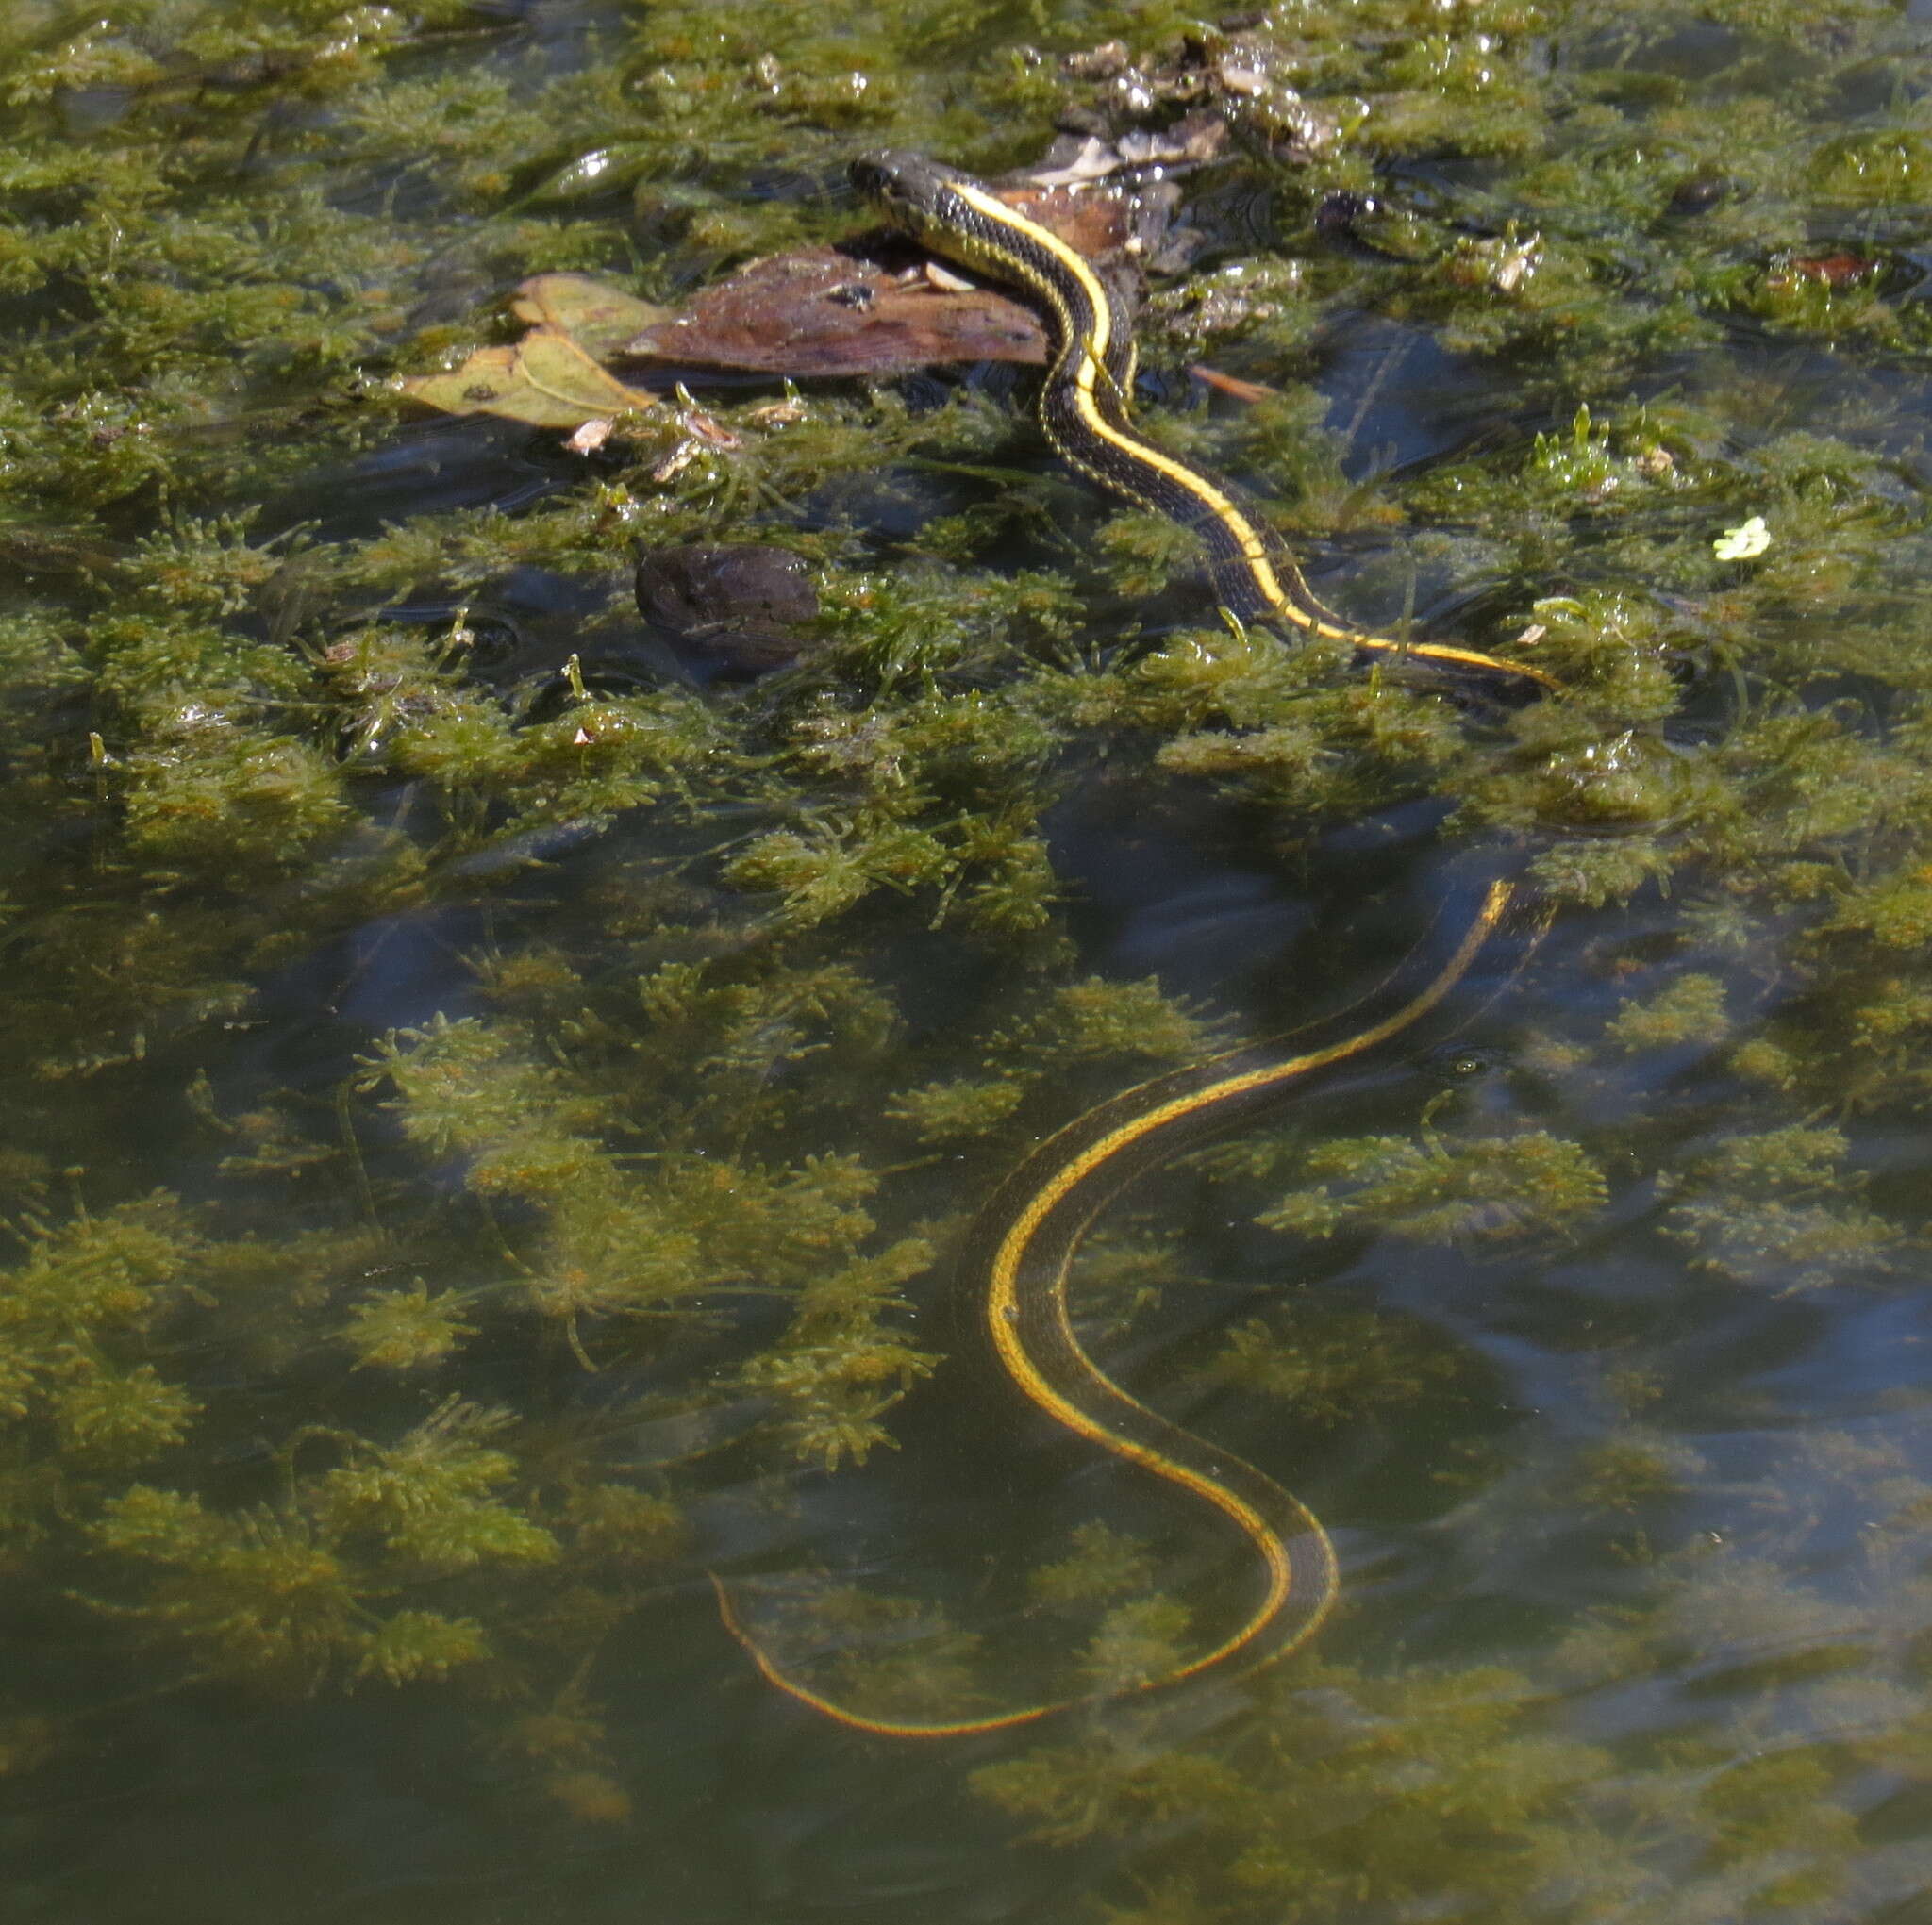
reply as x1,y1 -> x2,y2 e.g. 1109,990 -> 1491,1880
396,325 -> 658,428
621,244 -> 1047,376
1000,178 -> 1162,264
620,178 -> 1161,378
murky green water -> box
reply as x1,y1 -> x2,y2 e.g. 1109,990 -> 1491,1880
8,0 -> 1932,1918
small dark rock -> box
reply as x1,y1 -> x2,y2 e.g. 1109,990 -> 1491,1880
633,542 -> 820,672
1667,174 -> 1728,216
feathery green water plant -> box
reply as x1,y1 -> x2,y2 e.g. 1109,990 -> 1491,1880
4,0 -> 1932,1917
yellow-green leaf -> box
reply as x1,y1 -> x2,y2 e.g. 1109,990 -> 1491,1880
396,326 -> 658,429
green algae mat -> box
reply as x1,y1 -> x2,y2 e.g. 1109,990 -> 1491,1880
7,1 -> 1932,1919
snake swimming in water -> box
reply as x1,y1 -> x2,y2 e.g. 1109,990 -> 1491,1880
713,151 -> 1557,1736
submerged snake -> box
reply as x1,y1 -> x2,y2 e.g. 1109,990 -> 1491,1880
714,151 -> 1556,1735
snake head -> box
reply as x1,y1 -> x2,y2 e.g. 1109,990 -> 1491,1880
849,150 -> 977,244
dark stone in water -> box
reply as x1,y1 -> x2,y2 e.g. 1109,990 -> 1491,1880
1667,174 -> 1728,215
634,542 -> 820,672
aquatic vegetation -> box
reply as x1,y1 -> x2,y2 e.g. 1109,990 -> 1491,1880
1257,1126 -> 1609,1243
4,0 -> 1932,1917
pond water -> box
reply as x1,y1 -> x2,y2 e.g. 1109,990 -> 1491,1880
8,1 -> 1932,1920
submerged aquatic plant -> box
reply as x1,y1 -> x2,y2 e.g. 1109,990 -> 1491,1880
2,0 -> 1932,1917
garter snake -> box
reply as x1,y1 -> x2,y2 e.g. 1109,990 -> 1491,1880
714,152 -> 1557,1736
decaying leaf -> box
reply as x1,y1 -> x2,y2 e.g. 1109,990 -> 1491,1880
401,171 -> 1169,429
620,182 -> 1163,377
396,325 -> 659,429
508,274 -> 674,361
621,244 -> 1049,376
